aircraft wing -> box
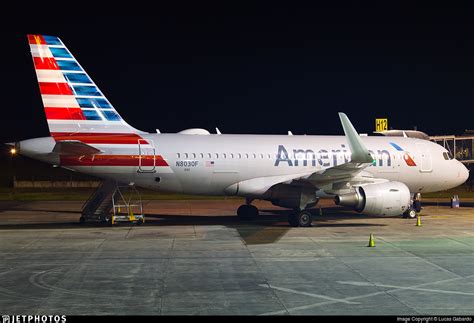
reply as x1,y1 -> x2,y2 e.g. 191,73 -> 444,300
52,140 -> 103,155
232,113 -> 377,196
304,161 -> 369,187
302,112 -> 373,187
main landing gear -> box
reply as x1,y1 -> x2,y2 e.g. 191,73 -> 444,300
236,201 -> 313,227
288,210 -> 313,227
237,204 -> 259,220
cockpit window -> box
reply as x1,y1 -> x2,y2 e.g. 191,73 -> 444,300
443,152 -> 453,160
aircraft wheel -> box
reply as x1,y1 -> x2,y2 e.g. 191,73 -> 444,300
136,218 -> 144,225
288,214 -> 299,227
288,210 -> 313,227
403,208 -> 417,219
237,204 -> 259,220
79,216 -> 86,224
297,210 -> 313,227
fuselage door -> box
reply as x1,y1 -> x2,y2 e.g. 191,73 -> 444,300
138,139 -> 156,173
416,143 -> 432,173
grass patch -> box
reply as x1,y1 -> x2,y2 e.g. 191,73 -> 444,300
0,188 -> 240,201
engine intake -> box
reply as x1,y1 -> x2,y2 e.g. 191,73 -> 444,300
335,181 -> 411,216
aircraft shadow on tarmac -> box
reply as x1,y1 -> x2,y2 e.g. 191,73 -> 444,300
0,206 -> 387,230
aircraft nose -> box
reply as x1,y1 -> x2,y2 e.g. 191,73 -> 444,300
457,161 -> 469,185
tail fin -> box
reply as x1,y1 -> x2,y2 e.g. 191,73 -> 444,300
28,34 -> 144,140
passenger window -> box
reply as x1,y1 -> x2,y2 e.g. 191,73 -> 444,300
238,153 -> 242,159
223,153 -> 226,159
177,153 -> 180,158
200,153 -> 204,158
192,153 -> 196,159
215,153 -> 219,159
208,153 -> 211,159
245,153 -> 249,159
230,153 -> 234,159
184,153 -> 188,159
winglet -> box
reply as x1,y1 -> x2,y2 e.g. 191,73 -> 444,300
338,113 -> 373,163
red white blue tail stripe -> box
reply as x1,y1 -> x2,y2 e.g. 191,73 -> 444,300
28,34 -> 142,137
27,35 -> 171,169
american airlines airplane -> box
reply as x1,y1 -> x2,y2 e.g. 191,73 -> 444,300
12,34 -> 469,227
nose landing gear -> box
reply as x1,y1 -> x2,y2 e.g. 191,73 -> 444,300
403,193 -> 421,219
403,208 -> 417,219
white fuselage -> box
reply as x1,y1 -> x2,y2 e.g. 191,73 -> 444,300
19,134 -> 469,197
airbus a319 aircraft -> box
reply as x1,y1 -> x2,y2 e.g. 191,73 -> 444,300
12,35 -> 469,227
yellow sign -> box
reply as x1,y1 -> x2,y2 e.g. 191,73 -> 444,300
375,118 -> 388,132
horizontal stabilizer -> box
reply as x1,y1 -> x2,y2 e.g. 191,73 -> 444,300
52,141 -> 102,155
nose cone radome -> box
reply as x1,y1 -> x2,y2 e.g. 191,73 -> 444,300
459,162 -> 469,185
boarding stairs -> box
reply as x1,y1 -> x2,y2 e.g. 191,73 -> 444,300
80,179 -> 117,223
111,185 -> 145,225
80,180 -> 144,225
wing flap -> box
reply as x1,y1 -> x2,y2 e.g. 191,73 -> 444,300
305,162 -> 368,187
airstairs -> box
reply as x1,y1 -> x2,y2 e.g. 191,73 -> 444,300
111,185 -> 144,225
80,180 -> 144,225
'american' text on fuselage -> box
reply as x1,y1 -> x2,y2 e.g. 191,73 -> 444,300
274,145 -> 392,167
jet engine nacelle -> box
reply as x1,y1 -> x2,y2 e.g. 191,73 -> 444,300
334,181 -> 411,216
268,184 -> 318,210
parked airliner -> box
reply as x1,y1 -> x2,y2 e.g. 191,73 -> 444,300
11,35 -> 469,226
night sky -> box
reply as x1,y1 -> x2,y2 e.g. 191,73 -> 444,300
1,4 -> 473,143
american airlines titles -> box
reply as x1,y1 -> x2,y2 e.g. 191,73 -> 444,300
274,144 -> 392,167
